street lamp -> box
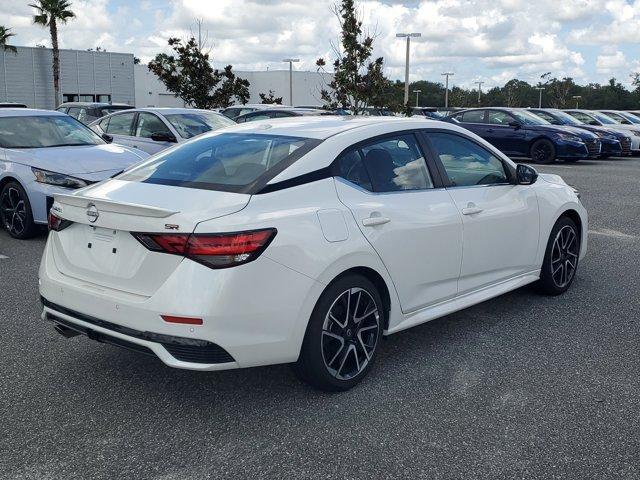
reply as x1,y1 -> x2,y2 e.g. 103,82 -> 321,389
282,58 -> 300,106
572,95 -> 582,108
474,81 -> 484,105
396,33 -> 421,105
413,89 -> 421,107
441,72 -> 454,109
535,87 -> 545,108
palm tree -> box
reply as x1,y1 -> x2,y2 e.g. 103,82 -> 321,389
0,26 -> 17,53
30,0 -> 75,107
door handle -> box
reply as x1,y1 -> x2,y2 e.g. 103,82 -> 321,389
362,216 -> 391,227
461,203 -> 483,215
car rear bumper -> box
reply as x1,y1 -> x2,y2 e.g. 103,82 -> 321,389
38,234 -> 322,370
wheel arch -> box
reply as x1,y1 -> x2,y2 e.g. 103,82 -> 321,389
557,208 -> 583,245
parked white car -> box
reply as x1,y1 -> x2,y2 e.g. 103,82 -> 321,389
564,110 -> 640,153
40,116 -> 587,391
0,109 -> 148,239
89,108 -> 235,155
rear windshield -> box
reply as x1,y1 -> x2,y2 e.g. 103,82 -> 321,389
100,106 -> 133,115
118,132 -> 321,193
164,112 -> 235,139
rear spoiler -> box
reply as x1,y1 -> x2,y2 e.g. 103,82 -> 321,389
53,193 -> 179,218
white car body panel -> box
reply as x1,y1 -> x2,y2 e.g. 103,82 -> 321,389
39,117 -> 588,371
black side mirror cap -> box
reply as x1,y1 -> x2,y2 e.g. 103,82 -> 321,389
151,132 -> 177,143
516,164 -> 538,185
101,133 -> 113,143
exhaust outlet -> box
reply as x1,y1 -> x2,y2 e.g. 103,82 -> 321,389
54,324 -> 81,338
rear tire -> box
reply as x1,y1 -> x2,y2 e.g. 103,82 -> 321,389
293,274 -> 384,392
530,139 -> 556,164
536,216 -> 580,296
0,181 -> 38,239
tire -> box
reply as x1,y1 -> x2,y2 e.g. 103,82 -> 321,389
530,138 -> 556,164
293,273 -> 384,392
0,181 -> 38,239
536,216 -> 580,296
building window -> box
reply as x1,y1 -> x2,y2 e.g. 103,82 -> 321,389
79,94 -> 96,102
63,94 -> 79,103
96,94 -> 111,103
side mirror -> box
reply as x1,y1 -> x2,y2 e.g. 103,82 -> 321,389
151,132 -> 177,143
516,164 -> 538,185
101,133 -> 113,143
508,121 -> 522,129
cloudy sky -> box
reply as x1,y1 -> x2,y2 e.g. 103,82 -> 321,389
2,0 -> 640,89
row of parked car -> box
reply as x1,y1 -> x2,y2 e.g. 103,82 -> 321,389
0,100 -> 637,240
445,107 -> 640,163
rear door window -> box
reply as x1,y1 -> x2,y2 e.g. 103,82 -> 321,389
461,110 -> 486,123
135,112 -> 171,138
488,111 -> 514,125
105,112 -> 136,135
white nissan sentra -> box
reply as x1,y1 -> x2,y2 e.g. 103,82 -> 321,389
39,116 -> 587,391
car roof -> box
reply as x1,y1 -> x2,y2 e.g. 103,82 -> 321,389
0,108 -> 67,117
100,107 -> 224,116
217,115 -> 447,140
58,102 -> 131,107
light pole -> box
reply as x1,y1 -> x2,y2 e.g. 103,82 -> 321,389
413,89 -> 421,107
396,33 -> 421,105
572,95 -> 582,108
282,58 -> 300,106
535,87 -> 545,108
441,72 -> 454,109
474,81 -> 484,105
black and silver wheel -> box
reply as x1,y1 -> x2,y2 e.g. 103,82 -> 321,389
0,181 -> 38,239
537,216 -> 580,295
530,138 -> 556,164
294,274 -> 383,391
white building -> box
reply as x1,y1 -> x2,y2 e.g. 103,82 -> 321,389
0,46 -> 135,108
134,64 -> 333,108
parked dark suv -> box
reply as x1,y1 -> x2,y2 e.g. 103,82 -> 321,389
447,107 -> 601,163
56,102 -> 133,125
528,108 -> 626,158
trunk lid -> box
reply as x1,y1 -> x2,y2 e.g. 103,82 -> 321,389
50,179 -> 250,296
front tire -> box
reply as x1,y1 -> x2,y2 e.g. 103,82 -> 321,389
530,139 -> 556,164
537,217 -> 580,295
0,181 -> 38,239
293,274 -> 384,392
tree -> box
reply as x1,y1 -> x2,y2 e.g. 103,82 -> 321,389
0,26 -> 17,53
148,37 -> 250,109
30,0 -> 75,107
316,0 -> 391,114
259,90 -> 283,104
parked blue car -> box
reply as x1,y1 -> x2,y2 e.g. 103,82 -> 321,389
447,107 -> 601,163
528,108 -> 626,158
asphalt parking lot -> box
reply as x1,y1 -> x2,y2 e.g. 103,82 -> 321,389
1,157 -> 639,480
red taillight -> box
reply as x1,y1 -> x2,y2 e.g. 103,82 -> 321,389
132,228 -> 277,269
48,211 -> 73,232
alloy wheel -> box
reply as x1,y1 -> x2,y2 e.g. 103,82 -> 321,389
532,142 -> 553,163
1,187 -> 26,237
321,287 -> 380,381
550,225 -> 578,288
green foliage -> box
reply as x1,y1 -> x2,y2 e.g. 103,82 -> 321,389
259,90 -> 283,104
0,26 -> 17,53
316,0 -> 391,114
30,0 -> 75,26
148,37 -> 250,109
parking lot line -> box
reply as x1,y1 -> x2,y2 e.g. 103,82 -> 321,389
589,228 -> 636,239
0,254 -> 8,260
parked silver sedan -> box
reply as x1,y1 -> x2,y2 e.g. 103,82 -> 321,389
89,108 -> 235,155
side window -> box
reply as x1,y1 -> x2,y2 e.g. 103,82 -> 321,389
534,111 -> 558,124
488,111 -> 514,125
76,108 -> 89,123
360,134 -> 433,192
570,112 -> 592,124
67,107 -> 80,119
98,117 -> 110,131
428,132 -> 509,187
461,110 -> 485,123
105,112 -> 136,135
135,113 -> 171,138
336,150 -> 372,191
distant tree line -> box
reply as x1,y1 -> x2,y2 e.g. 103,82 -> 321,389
384,74 -> 640,111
